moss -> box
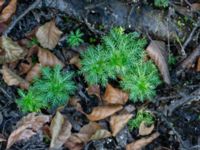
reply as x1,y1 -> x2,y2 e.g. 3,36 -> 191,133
67,29 -> 84,47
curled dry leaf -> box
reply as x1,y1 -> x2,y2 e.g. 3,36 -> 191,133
146,40 -> 171,85
126,132 -> 160,150
90,129 -> 112,141
25,63 -> 41,82
50,111 -> 72,149
38,47 -> 64,67
6,113 -> 50,149
86,105 -> 123,121
103,84 -> 129,105
110,113 -> 133,136
0,36 -> 26,64
0,0 -> 17,23
86,84 -> 101,99
1,65 -> 29,89
36,20 -> 63,49
197,57 -> 200,72
139,121 -> 154,136
69,54 -> 81,68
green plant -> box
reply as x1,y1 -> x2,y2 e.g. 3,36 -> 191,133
17,65 -> 76,112
28,37 -> 40,48
128,109 -> 154,131
81,27 -> 160,102
168,53 -> 177,65
154,0 -> 169,8
67,29 -> 84,47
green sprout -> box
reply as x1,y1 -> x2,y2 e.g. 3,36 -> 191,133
154,0 -> 169,8
168,53 -> 177,66
128,109 -> 154,131
67,29 -> 84,47
28,37 -> 40,48
17,65 -> 76,113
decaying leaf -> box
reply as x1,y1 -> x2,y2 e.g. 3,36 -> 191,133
1,65 -> 29,89
139,121 -> 154,136
197,57 -> 200,72
110,113 -> 133,136
80,122 -> 101,136
103,84 -> 129,105
50,111 -> 72,149
86,105 -> 123,121
86,85 -> 101,99
6,113 -> 50,149
25,63 -> 41,82
38,47 -> 64,67
90,129 -> 112,140
0,0 -> 17,23
0,133 -> 6,142
0,36 -> 26,64
69,54 -> 81,68
36,20 -> 62,49
146,40 -> 171,85
68,97 -> 82,110
18,58 -> 33,75
126,132 -> 160,150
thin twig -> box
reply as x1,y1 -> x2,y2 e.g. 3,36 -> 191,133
3,0 -> 41,36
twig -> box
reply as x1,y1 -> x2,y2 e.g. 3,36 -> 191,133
3,0 -> 41,36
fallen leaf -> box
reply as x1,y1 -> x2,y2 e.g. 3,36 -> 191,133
68,97 -> 82,110
25,63 -> 41,82
1,65 -> 29,89
0,23 -> 7,34
6,113 -> 50,149
69,54 -> 81,68
50,111 -> 72,149
197,57 -> 200,72
0,36 -> 26,64
80,122 -> 101,136
191,3 -> 200,12
0,0 -> 5,10
86,84 -> 101,99
103,84 -> 129,105
0,0 -> 17,23
146,40 -> 171,85
18,59 -> 33,75
0,133 -> 6,142
86,105 -> 123,121
38,47 -> 64,67
126,132 -> 160,150
90,129 -> 112,140
139,121 -> 154,136
36,20 -> 62,49
110,113 -> 133,136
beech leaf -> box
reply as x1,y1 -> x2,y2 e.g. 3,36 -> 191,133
139,121 -> 154,136
38,47 -> 64,67
90,129 -> 112,141
6,113 -> 50,149
0,133 -> 6,142
0,36 -> 26,64
1,65 -> 29,89
103,84 -> 129,105
36,20 -> 62,49
110,113 -> 133,136
126,132 -> 160,150
146,40 -> 171,84
69,54 -> 81,68
50,111 -> 72,149
0,0 -> 17,23
86,105 -> 123,121
86,85 -> 101,99
25,63 -> 41,82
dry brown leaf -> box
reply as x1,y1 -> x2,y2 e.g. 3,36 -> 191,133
86,85 -> 101,99
191,3 -> 200,12
0,0 -> 5,10
0,0 -> 17,23
86,105 -> 123,121
0,23 -> 7,34
103,84 -> 129,105
68,97 -> 82,110
197,57 -> 200,72
69,54 -> 81,68
38,47 -> 64,67
90,129 -> 112,141
0,133 -> 6,142
139,121 -> 154,136
1,65 -> 29,89
80,122 -> 102,136
25,63 -> 41,82
6,113 -> 50,149
126,132 -> 160,150
18,58 -> 33,75
0,36 -> 26,64
36,20 -> 62,49
50,111 -> 72,149
110,113 -> 133,136
146,40 -> 171,85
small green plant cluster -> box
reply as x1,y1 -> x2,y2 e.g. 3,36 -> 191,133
67,29 -> 84,47
128,110 -> 154,131
80,27 -> 160,102
154,0 -> 169,8
17,65 -> 76,113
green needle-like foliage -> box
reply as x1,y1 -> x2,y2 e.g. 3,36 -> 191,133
81,27 -> 160,102
67,29 -> 84,47
154,0 -> 169,8
17,65 -> 76,113
128,110 -> 154,131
